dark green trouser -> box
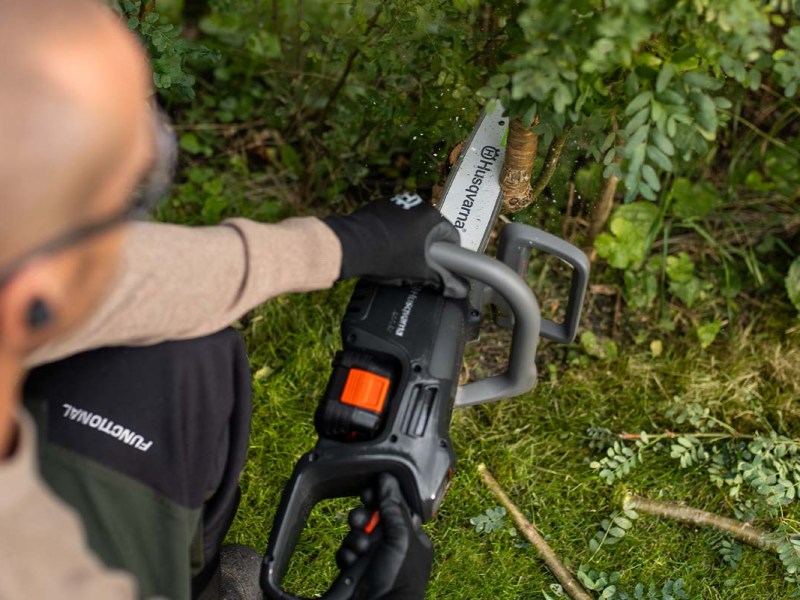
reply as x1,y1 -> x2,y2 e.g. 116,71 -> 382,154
24,328 -> 253,600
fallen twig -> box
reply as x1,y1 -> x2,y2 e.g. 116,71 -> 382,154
625,494 -> 774,551
477,464 -> 592,600
617,432 -> 800,444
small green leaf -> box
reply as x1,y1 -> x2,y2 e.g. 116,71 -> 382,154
647,145 -> 673,171
600,132 -> 616,152
672,43 -> 697,63
625,91 -> 653,116
638,180 -> 656,201
179,132 -> 204,155
580,331 -> 618,360
671,177 -> 717,219
642,163 -> 661,192
608,526 -> 627,538
683,71 -> 723,91
624,107 -> 651,135
614,516 -> 633,529
489,73 -> 510,89
651,129 -> 675,156
696,320 -> 723,349
656,63 -> 674,93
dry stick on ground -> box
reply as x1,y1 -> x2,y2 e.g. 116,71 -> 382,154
625,494 -> 775,551
477,464 -> 593,600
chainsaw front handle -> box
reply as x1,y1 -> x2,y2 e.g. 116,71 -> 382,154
496,223 -> 590,344
428,242 -> 541,408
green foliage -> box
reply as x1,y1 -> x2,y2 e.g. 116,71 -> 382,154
771,524 -> 800,577
590,438 -> 649,485
669,435 -> 709,469
665,252 -> 706,309
116,1 -> 218,100
577,568 -> 689,600
469,505 -> 509,534
183,0 -> 494,197
586,388 -> 800,586
580,331 -> 619,360
594,203 -> 659,269
717,536 -> 743,569
669,178 -> 717,220
695,320 -> 723,349
488,0 -> 800,203
157,165 -> 287,225
774,26 -> 800,97
589,512 -> 638,553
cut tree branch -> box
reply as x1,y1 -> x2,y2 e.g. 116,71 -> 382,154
478,464 -> 592,600
501,118 -> 538,212
625,494 -> 775,551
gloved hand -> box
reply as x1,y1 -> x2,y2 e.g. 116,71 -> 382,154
323,194 -> 468,298
335,474 -> 433,600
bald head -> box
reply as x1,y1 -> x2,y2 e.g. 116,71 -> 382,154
0,0 -> 152,266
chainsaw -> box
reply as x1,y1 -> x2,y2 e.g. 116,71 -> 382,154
261,102 -> 590,600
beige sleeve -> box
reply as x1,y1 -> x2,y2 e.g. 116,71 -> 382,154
25,216 -> 342,368
0,410 -> 139,599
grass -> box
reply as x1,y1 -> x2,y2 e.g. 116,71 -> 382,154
224,275 -> 800,599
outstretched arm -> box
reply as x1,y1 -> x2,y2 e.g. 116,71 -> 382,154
25,216 -> 341,367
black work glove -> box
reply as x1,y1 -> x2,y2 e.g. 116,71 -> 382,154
323,194 -> 468,298
335,474 -> 433,600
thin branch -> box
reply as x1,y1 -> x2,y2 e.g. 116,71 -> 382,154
618,431 -> 800,446
587,173 -> 619,243
317,6 -> 383,127
625,494 -> 775,551
173,118 -> 270,132
478,464 -> 593,600
294,0 -> 304,71
272,0 -> 281,38
139,0 -> 155,21
563,182 -> 575,240
617,431 -> 756,441
530,128 -> 571,202
721,110 -> 800,160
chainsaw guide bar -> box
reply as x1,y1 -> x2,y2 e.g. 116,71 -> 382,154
437,101 -> 508,253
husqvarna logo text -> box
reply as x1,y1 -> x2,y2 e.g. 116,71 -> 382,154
453,145 -> 500,231
391,192 -> 423,210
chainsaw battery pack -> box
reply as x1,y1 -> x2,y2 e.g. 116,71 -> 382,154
314,351 -> 394,440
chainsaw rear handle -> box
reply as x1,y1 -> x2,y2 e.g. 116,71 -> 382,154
496,223 -> 590,344
428,242 -> 541,408
261,455 -> 395,600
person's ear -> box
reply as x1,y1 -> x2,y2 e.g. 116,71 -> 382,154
0,261 -> 60,351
